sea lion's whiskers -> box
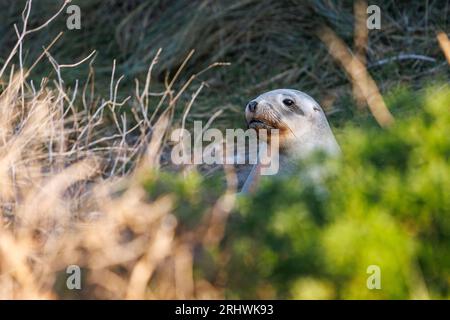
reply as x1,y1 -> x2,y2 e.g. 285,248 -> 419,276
274,113 -> 297,138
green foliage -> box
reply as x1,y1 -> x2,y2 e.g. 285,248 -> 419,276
139,85 -> 449,299
223,85 -> 450,299
144,169 -> 225,229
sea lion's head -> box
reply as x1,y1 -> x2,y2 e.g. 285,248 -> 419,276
245,89 -> 330,150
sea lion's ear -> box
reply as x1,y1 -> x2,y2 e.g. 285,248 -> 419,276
313,106 -> 321,112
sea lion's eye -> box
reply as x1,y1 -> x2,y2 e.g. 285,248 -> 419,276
283,99 -> 295,107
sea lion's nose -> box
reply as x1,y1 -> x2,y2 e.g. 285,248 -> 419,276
247,101 -> 258,113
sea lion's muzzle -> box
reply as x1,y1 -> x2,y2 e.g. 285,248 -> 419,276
245,100 -> 277,130
247,119 -> 275,130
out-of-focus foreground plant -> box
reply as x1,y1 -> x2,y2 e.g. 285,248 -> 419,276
216,84 -> 450,299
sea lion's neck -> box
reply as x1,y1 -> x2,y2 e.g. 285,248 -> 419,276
280,124 -> 340,161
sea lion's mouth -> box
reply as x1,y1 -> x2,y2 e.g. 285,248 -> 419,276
247,119 -> 275,130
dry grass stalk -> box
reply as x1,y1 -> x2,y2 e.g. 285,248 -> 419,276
437,32 -> 450,65
318,26 -> 395,128
353,0 -> 368,109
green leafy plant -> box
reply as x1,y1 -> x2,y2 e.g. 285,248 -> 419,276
219,85 -> 450,299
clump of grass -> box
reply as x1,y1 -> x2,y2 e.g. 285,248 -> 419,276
0,1 -> 235,299
2,0 -> 447,130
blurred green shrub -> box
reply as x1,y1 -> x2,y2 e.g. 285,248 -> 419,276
226,84 -> 450,299
144,169 -> 225,229
143,84 -> 450,299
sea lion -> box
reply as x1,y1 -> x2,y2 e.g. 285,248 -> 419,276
240,89 -> 340,193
